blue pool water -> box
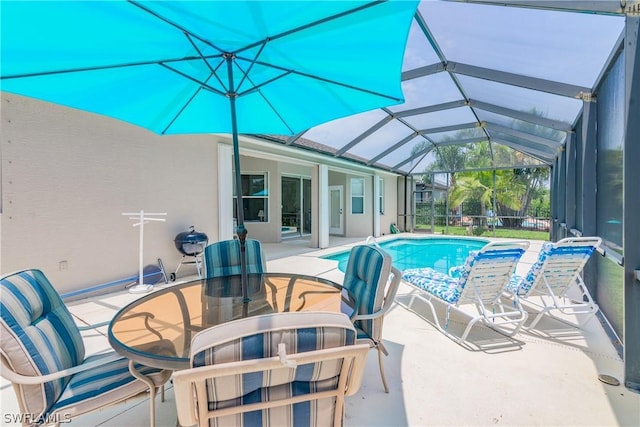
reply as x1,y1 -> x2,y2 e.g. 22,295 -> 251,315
324,237 -> 488,273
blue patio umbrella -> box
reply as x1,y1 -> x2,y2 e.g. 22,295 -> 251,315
1,0 -> 418,299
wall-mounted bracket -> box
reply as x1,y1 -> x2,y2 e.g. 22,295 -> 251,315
578,92 -> 595,102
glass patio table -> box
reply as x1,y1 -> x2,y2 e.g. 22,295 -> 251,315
108,273 -> 355,371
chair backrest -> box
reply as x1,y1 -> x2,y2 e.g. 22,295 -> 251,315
174,312 -> 365,427
0,269 -> 86,418
516,237 -> 602,297
203,238 -> 266,278
342,245 -> 393,339
457,241 -> 529,304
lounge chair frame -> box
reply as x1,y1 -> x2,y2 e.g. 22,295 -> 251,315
402,241 -> 529,347
510,237 -> 602,330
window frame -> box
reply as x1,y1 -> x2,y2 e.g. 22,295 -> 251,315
350,177 -> 365,215
233,172 -> 269,222
378,177 -> 385,215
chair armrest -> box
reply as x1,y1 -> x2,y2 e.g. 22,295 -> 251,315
77,320 -> 110,331
1,351 -> 121,385
172,344 -> 370,425
342,344 -> 370,396
352,312 -> 380,321
352,267 -> 402,321
173,379 -> 199,427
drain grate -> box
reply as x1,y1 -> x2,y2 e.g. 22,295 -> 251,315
598,374 -> 620,386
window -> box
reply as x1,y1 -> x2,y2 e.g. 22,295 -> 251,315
234,173 -> 268,222
378,177 -> 384,214
351,178 -> 364,215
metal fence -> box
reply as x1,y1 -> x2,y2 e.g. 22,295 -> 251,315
414,200 -> 551,232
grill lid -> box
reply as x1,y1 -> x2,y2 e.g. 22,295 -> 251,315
174,226 -> 208,255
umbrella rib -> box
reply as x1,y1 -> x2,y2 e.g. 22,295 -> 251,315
161,85 -> 206,135
237,71 -> 293,98
233,0 -> 383,55
184,32 -> 229,92
291,68 -> 403,102
233,69 -> 295,135
0,54 -> 223,80
210,59 -> 231,95
259,94 -> 295,135
231,58 -> 296,134
235,41 -> 268,94
162,72 -> 220,134
127,0 -> 226,54
159,63 -> 226,97
235,56 -> 404,103
184,32 -> 215,74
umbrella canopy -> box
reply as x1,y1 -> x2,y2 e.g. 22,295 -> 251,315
1,0 -> 418,297
1,1 -> 417,134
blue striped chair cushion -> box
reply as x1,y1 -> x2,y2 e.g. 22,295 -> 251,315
191,313 -> 355,426
1,269 -> 85,415
342,245 -> 388,338
206,381 -> 340,427
203,239 -> 266,278
48,353 -> 165,419
1,269 -> 168,422
507,242 -> 596,296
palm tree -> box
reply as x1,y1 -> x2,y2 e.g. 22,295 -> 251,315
449,173 -> 492,227
450,170 -> 522,228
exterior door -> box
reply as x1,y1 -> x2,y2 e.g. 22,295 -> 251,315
281,176 -> 301,237
329,185 -> 343,235
302,178 -> 311,235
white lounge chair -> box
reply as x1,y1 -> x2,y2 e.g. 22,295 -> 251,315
401,241 -> 529,347
505,236 -> 602,330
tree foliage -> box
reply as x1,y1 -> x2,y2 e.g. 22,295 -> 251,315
412,112 -> 555,227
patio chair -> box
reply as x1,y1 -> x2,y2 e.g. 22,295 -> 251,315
0,269 -> 171,427
172,311 -> 369,427
505,236 -> 602,330
401,241 -> 530,347
342,244 -> 402,393
202,239 -> 270,325
202,238 -> 266,278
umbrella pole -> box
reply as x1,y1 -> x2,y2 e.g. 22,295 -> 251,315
226,53 -> 249,302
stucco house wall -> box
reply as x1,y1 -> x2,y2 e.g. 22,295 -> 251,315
1,93 -> 402,294
379,174 -> 399,236
1,93 -> 218,294
344,172 -> 374,237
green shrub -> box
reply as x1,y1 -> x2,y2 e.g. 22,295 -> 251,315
472,226 -> 485,236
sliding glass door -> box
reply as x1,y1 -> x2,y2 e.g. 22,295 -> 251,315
281,176 -> 312,237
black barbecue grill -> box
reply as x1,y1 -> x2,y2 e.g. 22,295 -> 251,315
170,226 -> 208,281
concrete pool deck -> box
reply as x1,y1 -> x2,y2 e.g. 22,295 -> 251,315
1,234 -> 638,426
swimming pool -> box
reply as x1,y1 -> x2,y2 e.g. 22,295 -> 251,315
324,237 -> 488,273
